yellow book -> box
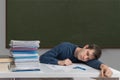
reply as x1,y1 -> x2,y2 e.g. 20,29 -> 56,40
0,55 -> 13,63
0,58 -> 13,62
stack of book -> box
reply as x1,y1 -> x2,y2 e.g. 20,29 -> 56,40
9,40 -> 40,72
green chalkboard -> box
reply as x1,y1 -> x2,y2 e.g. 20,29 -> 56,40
6,0 -> 120,48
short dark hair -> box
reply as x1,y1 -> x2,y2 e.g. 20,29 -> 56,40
87,44 -> 102,59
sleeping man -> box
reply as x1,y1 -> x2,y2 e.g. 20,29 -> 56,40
40,42 -> 113,77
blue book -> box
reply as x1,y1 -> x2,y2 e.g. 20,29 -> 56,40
14,56 -> 39,59
12,69 -> 40,72
12,51 -> 38,54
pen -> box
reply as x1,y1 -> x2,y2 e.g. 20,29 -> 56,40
73,66 -> 86,70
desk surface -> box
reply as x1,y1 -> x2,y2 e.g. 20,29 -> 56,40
0,63 -> 120,78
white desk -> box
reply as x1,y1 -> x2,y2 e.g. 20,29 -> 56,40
0,63 -> 120,80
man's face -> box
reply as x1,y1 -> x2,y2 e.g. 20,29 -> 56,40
77,49 -> 95,62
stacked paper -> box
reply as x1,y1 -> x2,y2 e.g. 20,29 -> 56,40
10,40 -> 40,72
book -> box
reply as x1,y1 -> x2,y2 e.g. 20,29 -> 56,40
0,58 -> 13,63
10,63 -> 40,72
0,55 -> 13,63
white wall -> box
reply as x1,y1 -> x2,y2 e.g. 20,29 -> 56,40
0,0 -> 120,71
100,49 -> 120,71
0,0 -> 9,55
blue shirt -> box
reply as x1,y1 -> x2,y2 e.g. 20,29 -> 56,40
40,42 -> 102,69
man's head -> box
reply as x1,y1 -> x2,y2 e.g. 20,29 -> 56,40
76,44 -> 102,62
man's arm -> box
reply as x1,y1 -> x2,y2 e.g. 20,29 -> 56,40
85,59 -> 102,69
85,59 -> 113,77
40,50 -> 59,64
100,64 -> 113,77
40,52 -> 73,66
40,42 -> 75,65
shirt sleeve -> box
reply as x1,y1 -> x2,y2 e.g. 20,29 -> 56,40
40,50 -> 59,64
85,59 -> 103,70
39,43 -> 66,64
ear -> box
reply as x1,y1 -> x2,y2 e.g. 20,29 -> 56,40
83,44 -> 89,49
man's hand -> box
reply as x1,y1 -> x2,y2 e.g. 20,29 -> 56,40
100,64 -> 113,77
58,58 -> 72,66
